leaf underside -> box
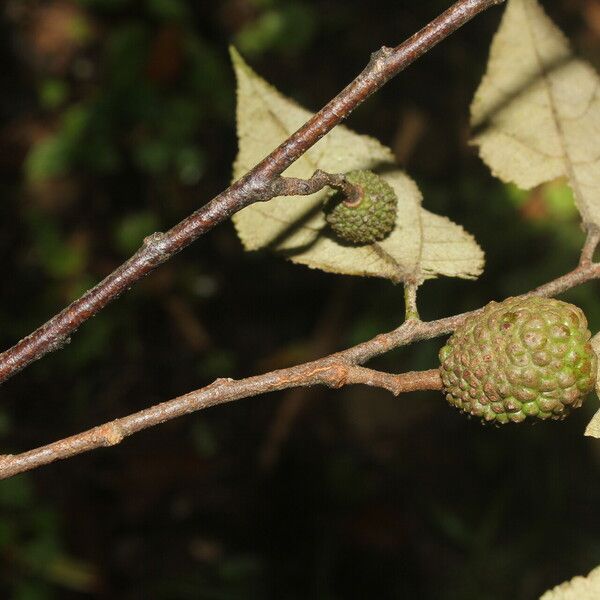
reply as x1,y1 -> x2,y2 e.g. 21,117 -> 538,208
540,564 -> 600,600
231,47 -> 484,283
471,0 -> 600,228
584,333 -> 600,438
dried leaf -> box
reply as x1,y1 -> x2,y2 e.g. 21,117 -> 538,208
540,565 -> 600,600
471,0 -> 600,228
231,47 -> 484,282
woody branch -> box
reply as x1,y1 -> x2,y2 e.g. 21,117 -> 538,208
0,0 -> 506,385
1,252 -> 599,480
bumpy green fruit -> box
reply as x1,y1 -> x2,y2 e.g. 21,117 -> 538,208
439,297 -> 597,424
325,170 -> 397,245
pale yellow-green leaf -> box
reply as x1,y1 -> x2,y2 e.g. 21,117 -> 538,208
584,410 -> 600,438
540,565 -> 600,600
592,331 -> 600,396
231,48 -> 484,282
471,0 -> 600,228
584,332 -> 600,438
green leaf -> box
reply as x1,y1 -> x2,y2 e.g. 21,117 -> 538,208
231,48 -> 484,282
471,0 -> 600,228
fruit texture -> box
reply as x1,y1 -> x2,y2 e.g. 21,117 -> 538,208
325,170 -> 397,245
439,296 -> 597,424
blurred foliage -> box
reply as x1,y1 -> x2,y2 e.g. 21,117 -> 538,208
234,0 -> 316,57
1,0 -> 600,598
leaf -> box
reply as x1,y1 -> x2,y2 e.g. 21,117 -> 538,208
471,0 -> 600,228
585,411 -> 600,438
540,565 -> 600,600
584,332 -> 600,438
231,47 -> 484,282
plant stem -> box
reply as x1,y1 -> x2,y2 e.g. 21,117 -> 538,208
0,0 -> 506,385
0,367 -> 441,480
2,257 -> 599,481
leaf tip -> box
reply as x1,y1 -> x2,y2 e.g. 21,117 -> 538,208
229,45 -> 248,73
584,408 -> 600,438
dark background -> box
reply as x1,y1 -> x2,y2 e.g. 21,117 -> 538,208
1,0 -> 600,598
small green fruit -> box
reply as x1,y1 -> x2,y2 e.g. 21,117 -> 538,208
325,170 -> 397,245
439,296 -> 597,424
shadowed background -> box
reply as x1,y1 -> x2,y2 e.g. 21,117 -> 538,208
1,0 -> 600,598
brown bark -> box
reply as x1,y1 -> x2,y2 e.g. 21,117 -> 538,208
0,0 -> 506,385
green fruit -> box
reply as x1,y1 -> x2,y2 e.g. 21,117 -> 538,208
325,170 -> 397,245
439,296 -> 597,424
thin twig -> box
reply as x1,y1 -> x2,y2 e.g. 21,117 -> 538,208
580,224 -> 600,265
344,367 -> 442,395
1,257 -> 598,481
271,170 -> 360,203
404,281 -> 421,321
0,366 -> 441,479
0,0 -> 506,385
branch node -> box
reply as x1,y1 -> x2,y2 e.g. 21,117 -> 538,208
143,231 -> 166,248
324,364 -> 350,389
247,174 -> 274,202
370,46 -> 394,68
98,423 -> 125,447
140,231 -> 172,267
392,379 -> 405,397
210,377 -> 235,388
